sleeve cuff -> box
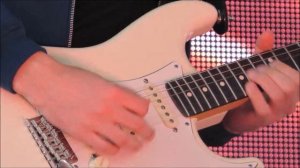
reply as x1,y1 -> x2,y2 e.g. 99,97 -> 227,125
198,122 -> 239,146
1,37 -> 46,93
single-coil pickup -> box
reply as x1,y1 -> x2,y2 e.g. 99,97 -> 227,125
145,85 -> 178,129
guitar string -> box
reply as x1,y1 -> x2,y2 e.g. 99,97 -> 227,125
137,47 -> 300,99
138,47 -> 300,98
136,45 -> 300,95
141,53 -> 300,101
136,47 -> 299,100
137,52 -> 300,114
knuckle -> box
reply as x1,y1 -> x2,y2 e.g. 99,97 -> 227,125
285,82 -> 298,96
276,60 -> 285,67
257,65 -> 268,71
249,71 -> 264,82
118,136 -> 128,147
107,86 -> 124,100
103,144 -> 119,155
110,108 -> 121,120
257,108 -> 271,118
266,67 -> 277,76
133,119 -> 145,130
271,60 -> 280,67
247,69 -> 256,79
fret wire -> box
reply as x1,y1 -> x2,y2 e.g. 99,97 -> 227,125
168,82 -> 190,116
164,54 -> 300,98
225,64 -> 247,96
246,57 -> 256,68
149,48 -> 300,99
170,52 -> 298,98
216,67 -> 238,100
198,74 -> 220,106
260,52 -> 273,64
249,56 -> 262,67
257,53 -> 268,65
182,76 -> 204,112
236,61 -> 249,80
270,50 -> 279,61
190,75 -> 212,109
159,48 -> 299,94
207,70 -> 228,103
283,47 -> 300,71
174,80 -> 197,115
159,73 -> 248,102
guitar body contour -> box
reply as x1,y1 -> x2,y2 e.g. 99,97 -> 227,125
1,1 -> 264,167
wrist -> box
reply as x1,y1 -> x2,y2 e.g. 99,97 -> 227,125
13,51 -> 64,106
222,119 -> 242,135
222,109 -> 244,135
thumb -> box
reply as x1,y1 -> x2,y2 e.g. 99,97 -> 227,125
254,30 -> 275,54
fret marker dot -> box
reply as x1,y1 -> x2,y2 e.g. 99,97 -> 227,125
220,81 -> 225,87
239,75 -> 245,80
202,87 -> 208,92
268,58 -> 274,63
186,92 -> 193,97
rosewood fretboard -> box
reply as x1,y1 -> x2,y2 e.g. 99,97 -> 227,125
166,42 -> 300,117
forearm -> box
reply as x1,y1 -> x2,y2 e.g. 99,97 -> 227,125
1,1 -> 46,92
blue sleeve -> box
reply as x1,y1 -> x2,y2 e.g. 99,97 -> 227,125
1,1 -> 45,93
198,122 -> 239,146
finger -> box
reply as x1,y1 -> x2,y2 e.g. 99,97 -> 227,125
270,61 -> 300,84
245,81 -> 271,120
254,30 -> 275,54
247,67 -> 285,104
263,63 -> 298,101
113,108 -> 154,141
119,88 -> 150,117
94,122 -> 142,151
84,132 -> 119,155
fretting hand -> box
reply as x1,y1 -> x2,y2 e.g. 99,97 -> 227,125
223,30 -> 300,134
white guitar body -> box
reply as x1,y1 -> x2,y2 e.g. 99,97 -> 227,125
1,1 -> 264,167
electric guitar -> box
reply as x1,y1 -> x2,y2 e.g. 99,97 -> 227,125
1,1 -> 299,167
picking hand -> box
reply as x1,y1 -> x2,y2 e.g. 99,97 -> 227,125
13,52 -> 155,155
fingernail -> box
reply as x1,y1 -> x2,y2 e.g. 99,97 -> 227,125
269,60 -> 278,67
246,69 -> 255,79
256,65 -> 267,71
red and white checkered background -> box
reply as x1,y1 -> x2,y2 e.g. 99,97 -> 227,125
189,0 -> 300,168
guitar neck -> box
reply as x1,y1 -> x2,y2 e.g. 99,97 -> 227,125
166,42 -> 300,117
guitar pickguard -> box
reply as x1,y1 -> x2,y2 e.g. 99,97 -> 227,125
23,62 -> 262,168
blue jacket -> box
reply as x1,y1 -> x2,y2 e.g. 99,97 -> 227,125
1,0 -> 237,147
1,0 -> 75,92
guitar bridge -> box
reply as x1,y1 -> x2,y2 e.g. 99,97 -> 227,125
26,116 -> 78,168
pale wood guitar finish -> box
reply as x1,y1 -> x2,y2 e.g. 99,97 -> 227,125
1,1 -> 264,167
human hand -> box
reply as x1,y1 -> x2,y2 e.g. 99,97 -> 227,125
222,31 -> 300,134
13,52 -> 154,155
